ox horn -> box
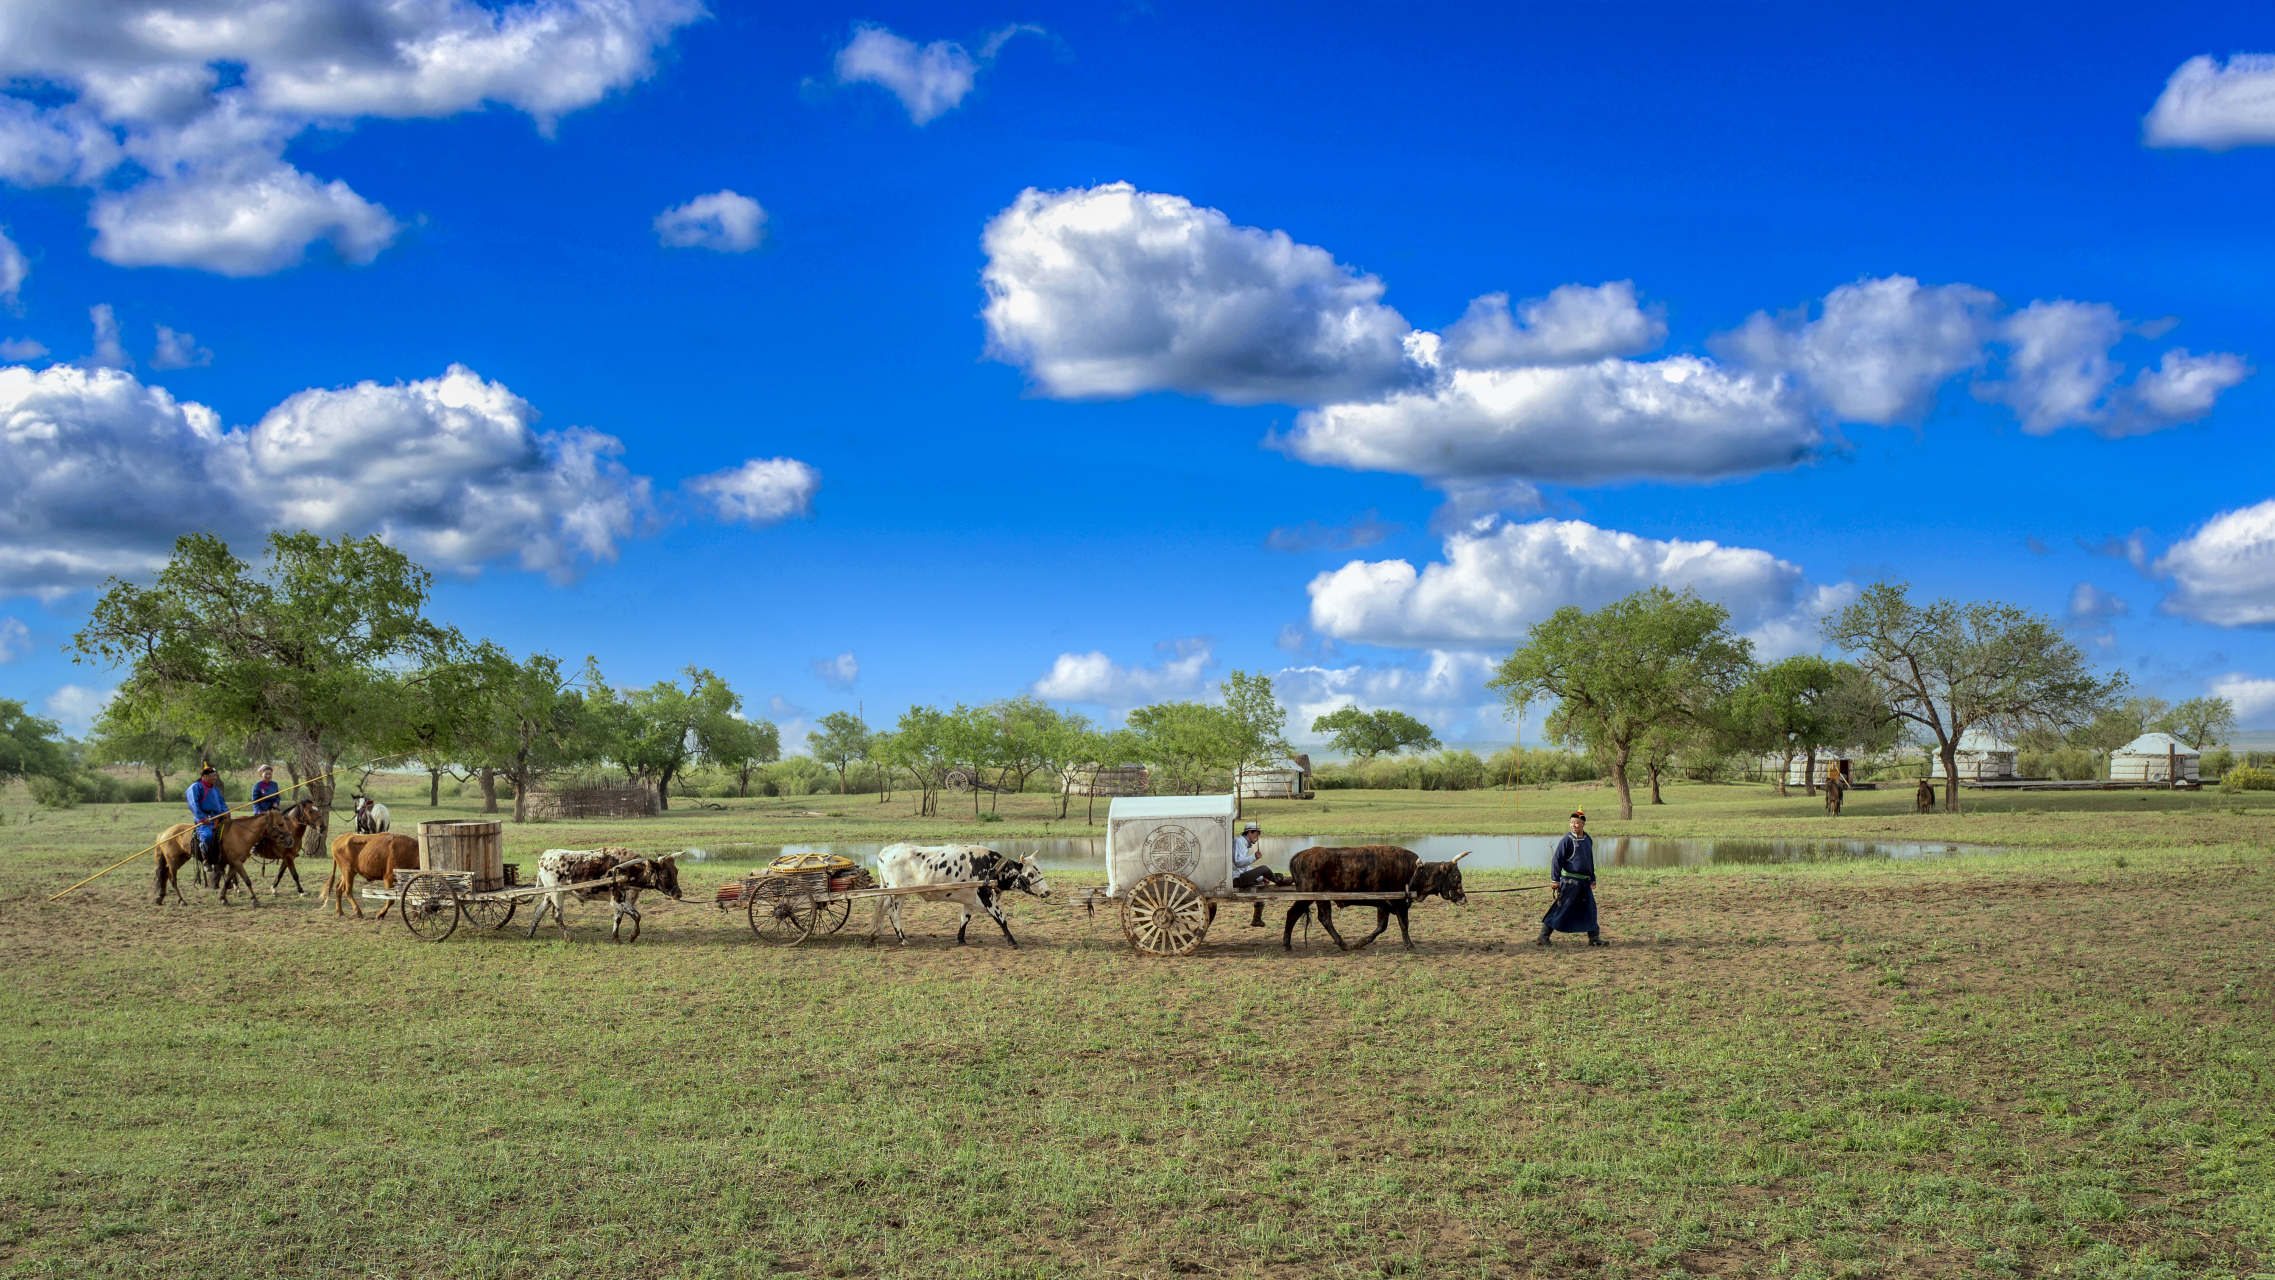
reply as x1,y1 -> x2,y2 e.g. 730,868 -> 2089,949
1451,850 -> 1471,864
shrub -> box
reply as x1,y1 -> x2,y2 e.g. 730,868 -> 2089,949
2202,747 -> 2236,779
2219,765 -> 2275,793
1310,750 -> 1492,791
27,774 -> 79,808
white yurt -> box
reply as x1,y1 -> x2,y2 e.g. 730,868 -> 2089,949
1928,729 -> 2018,781
2110,732 -> 2201,784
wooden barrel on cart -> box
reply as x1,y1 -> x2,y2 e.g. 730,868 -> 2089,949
418,819 -> 505,893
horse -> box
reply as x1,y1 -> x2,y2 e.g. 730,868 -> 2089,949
323,833 -> 423,919
245,798 -> 322,894
152,809 -> 297,906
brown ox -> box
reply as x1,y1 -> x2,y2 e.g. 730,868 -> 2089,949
152,809 -> 297,906
1281,844 -> 1470,951
324,833 -> 422,919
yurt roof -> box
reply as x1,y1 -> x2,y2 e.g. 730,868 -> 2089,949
1955,729 -> 2016,753
2114,731 -> 2198,757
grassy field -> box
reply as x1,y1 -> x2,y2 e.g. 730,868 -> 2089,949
1,781 -> 2270,1278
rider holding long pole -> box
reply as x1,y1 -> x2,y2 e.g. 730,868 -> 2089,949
184,762 -> 229,872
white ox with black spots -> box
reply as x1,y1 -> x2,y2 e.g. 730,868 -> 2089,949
866,843 -> 1052,949
526,848 -> 683,942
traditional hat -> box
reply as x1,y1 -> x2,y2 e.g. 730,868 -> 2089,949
199,761 -> 217,775
1243,821 -> 1260,832
1569,807 -> 1586,820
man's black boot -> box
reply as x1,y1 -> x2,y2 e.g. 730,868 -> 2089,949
1534,928 -> 1553,947
1587,931 -> 1607,947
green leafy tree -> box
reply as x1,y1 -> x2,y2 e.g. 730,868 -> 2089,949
72,532 -> 449,845
1035,709 -> 1099,819
84,700 -> 201,802
709,715 -> 783,798
378,647 -> 489,807
807,710 -> 872,796
984,696 -> 1061,806
614,666 -> 744,811
1729,656 -> 1838,797
1824,582 -> 2122,812
881,705 -> 952,816
2160,696 -> 2239,751
0,699 -> 71,786
1490,586 -> 1754,820
1127,701 -> 1239,795
1219,670 -> 1293,802
1310,706 -> 1440,762
460,643 -> 591,823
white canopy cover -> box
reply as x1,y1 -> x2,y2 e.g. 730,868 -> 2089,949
1105,794 -> 1238,896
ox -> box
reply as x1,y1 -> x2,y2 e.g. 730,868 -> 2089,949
353,796 -> 390,834
324,833 -> 422,918
526,849 -> 682,942
1281,845 -> 1469,951
866,843 -> 1051,949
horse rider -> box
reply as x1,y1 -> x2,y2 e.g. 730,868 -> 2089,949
184,762 -> 230,872
1231,820 -> 1290,926
1539,807 -> 1606,947
251,764 -> 281,814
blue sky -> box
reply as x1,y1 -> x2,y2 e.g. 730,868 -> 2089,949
4,0 -> 2275,748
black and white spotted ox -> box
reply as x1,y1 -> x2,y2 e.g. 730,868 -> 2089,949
866,843 -> 1052,948
526,848 -> 683,942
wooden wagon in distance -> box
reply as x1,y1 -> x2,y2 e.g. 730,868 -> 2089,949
1065,794 -> 1413,956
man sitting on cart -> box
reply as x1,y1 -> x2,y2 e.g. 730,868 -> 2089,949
1232,820 -> 1290,926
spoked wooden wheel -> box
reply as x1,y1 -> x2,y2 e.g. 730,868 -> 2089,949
460,896 -> 518,931
814,898 -> 852,934
1122,873 -> 1209,957
748,888 -> 818,945
399,873 -> 462,943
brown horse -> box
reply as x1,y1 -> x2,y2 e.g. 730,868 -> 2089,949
152,809 -> 297,906
323,833 -> 423,919
245,798 -> 323,894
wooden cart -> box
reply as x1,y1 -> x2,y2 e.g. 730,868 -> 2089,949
714,854 -> 993,946
361,864 -> 633,942
1070,793 -> 1419,956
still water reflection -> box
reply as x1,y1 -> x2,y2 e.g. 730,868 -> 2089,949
680,833 -> 1999,873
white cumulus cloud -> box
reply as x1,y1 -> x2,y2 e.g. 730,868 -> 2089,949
2210,673 -> 2275,726
1976,301 -> 2251,437
833,22 -> 1039,124
1305,517 -> 1849,658
982,182 -> 1419,405
1272,651 -> 1501,743
1283,355 -> 1815,487
1033,637 -> 1215,706
2154,499 -> 2275,625
811,652 -> 858,691
1716,275 -> 1999,425
82,303 -> 130,369
0,0 -> 704,275
654,189 -> 767,252
2068,582 -> 2129,627
43,683 -> 112,735
0,615 -> 28,662
1440,281 -> 1665,369
151,324 -> 211,370
0,338 -> 46,361
0,361 -> 815,597
0,227 -> 25,309
2145,54 -> 2275,149
684,457 -> 819,525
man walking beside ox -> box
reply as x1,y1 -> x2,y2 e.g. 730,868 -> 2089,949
1539,808 -> 1606,947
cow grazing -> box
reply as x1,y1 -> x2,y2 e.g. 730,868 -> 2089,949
525,848 -> 680,942
1281,845 -> 1469,951
866,843 -> 1052,948
353,796 -> 390,834
323,832 -> 422,918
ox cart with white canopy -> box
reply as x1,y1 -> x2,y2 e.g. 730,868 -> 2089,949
1066,794 -> 1417,956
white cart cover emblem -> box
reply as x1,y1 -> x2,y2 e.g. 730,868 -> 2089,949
1142,824 -> 1201,876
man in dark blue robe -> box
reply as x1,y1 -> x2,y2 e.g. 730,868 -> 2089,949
1539,808 -> 1605,947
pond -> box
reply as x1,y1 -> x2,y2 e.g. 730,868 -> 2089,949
678,833 -> 2001,874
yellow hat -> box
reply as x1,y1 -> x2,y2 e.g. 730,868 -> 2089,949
1569,808 -> 1586,820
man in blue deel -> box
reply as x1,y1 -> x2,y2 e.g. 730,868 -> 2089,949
184,762 -> 229,871
251,764 -> 281,813
1539,808 -> 1605,947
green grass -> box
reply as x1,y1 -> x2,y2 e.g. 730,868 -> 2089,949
2,783 -> 2270,1277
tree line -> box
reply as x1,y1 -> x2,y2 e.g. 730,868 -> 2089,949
0,533 -> 2240,831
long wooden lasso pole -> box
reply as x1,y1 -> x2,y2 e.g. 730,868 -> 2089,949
43,752 -> 413,902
